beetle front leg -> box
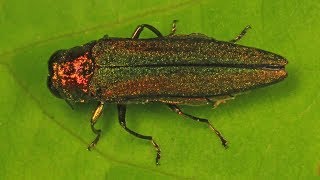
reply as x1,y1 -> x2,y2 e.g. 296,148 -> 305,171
167,104 -> 228,148
87,102 -> 104,150
229,25 -> 251,43
117,104 -> 161,165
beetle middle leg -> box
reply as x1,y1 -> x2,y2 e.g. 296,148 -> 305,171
117,104 -> 161,165
229,25 -> 251,43
87,101 -> 104,150
167,104 -> 228,148
132,24 -> 163,39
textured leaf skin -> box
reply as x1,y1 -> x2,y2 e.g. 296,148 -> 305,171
0,0 -> 319,179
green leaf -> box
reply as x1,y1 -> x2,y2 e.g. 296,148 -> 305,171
1,0 -> 319,179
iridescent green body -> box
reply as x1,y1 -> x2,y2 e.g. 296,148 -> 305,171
89,34 -> 287,104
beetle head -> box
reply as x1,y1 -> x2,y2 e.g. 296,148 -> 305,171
47,43 -> 96,103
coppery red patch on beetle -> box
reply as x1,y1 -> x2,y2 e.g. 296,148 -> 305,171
52,52 -> 93,93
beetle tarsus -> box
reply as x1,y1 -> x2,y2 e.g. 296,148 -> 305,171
167,104 -> 228,148
87,129 -> 101,151
230,25 -> 251,43
207,122 -> 228,148
151,139 -> 161,165
117,104 -> 161,165
87,102 -> 104,150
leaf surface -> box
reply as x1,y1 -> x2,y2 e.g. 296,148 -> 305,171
1,0 -> 319,179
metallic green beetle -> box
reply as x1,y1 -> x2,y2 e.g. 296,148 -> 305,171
47,21 -> 288,165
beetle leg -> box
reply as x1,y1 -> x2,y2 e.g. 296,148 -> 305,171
65,99 -> 74,110
212,95 -> 235,109
117,104 -> 161,165
167,104 -> 228,148
131,24 -> 163,39
87,102 -> 104,151
229,25 -> 251,43
102,34 -> 109,39
168,20 -> 178,36
206,95 -> 235,109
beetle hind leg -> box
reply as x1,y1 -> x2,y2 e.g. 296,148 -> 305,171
167,104 -> 228,148
230,25 -> 251,43
87,102 -> 105,150
168,20 -> 179,36
117,104 -> 161,165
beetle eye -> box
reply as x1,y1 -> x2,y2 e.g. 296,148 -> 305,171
47,76 -> 62,99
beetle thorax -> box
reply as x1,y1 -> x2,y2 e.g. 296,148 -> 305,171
52,52 -> 94,102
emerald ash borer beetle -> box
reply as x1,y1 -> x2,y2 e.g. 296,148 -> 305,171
47,20 -> 288,165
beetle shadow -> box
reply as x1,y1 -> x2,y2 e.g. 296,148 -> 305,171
5,37 -> 298,166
